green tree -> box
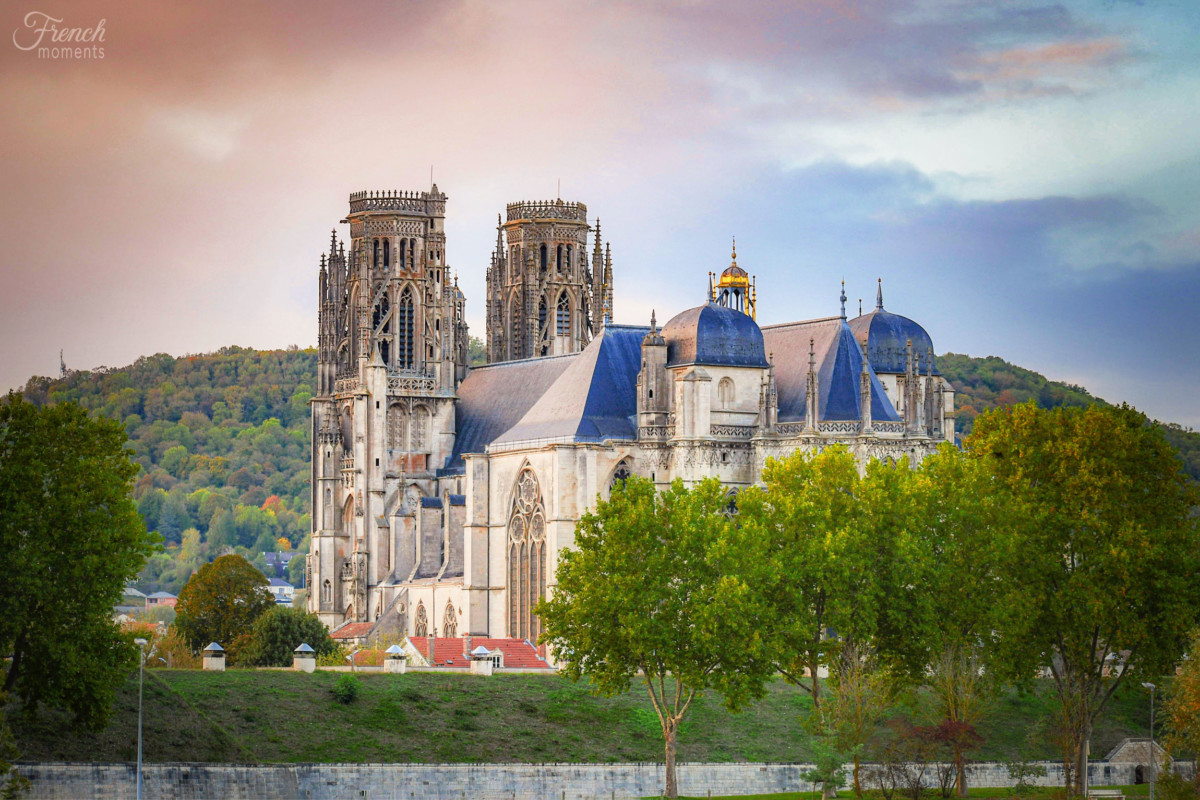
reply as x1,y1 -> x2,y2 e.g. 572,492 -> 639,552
738,447 -> 924,711
0,393 -> 156,728
467,335 -> 487,366
174,553 -> 273,653
969,403 -> 1200,795
537,476 -> 771,799
240,606 -> 336,667
824,642 -> 897,796
910,445 -> 1009,796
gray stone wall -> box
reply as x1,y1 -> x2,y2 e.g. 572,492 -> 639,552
17,760 -> 1195,800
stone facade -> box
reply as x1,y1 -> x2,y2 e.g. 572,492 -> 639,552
307,186 -> 957,643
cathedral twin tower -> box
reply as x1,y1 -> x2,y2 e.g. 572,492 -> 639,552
486,200 -> 614,362
309,187 -> 612,627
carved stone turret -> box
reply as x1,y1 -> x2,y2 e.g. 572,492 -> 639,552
637,311 -> 669,438
486,199 -> 612,362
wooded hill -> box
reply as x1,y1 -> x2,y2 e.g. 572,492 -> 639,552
16,345 -> 1199,595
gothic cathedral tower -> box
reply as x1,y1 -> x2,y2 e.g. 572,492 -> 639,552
309,187 -> 468,628
485,200 -> 612,363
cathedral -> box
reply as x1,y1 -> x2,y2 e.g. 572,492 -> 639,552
306,186 -> 955,644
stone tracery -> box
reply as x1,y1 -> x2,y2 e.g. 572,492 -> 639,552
508,467 -> 546,642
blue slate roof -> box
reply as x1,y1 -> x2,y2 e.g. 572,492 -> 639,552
420,497 -> 443,509
491,325 -> 648,446
762,317 -> 901,423
661,303 -> 770,369
447,352 -> 580,468
848,307 -> 937,375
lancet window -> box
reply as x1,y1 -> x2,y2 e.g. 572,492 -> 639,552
397,287 -> 415,369
443,602 -> 457,638
508,467 -> 546,642
556,293 -> 570,336
414,601 -> 428,637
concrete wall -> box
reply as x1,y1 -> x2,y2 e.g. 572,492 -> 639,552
18,760 -> 1195,800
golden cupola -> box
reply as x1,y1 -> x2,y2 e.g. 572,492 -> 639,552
709,238 -> 757,319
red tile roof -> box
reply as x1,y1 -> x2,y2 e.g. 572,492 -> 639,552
407,637 -> 552,669
330,622 -> 374,640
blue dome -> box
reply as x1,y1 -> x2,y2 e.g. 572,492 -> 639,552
662,303 -> 769,368
849,307 -> 937,374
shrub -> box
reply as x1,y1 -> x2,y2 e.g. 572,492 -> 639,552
239,606 -> 337,667
332,674 -> 361,705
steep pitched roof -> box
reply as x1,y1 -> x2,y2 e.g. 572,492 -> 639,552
762,317 -> 901,423
491,325 -> 647,447
447,352 -> 579,468
330,622 -> 373,640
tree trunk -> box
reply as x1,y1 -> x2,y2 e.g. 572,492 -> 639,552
664,721 -> 679,799
1072,719 -> 1092,797
854,754 -> 862,797
955,751 -> 968,798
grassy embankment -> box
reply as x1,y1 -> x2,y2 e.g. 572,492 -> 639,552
11,671 -> 1156,765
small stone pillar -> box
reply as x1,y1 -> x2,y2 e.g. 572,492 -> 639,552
384,644 -> 408,674
202,642 -> 225,672
293,643 -> 316,673
469,645 -> 495,676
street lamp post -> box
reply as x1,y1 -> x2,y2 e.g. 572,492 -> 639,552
1142,682 -> 1156,800
134,637 -> 148,800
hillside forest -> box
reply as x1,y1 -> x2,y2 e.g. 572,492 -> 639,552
17,341 -> 1200,597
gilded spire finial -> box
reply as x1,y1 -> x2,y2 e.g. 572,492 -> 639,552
876,278 -> 884,311
839,279 -> 847,319
731,236 -> 737,266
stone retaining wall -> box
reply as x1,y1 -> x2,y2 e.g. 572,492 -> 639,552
17,759 -> 1195,800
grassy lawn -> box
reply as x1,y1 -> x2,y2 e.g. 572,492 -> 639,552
9,671 -> 1154,765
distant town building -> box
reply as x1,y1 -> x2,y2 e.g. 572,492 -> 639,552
146,591 -> 177,608
267,577 -> 295,606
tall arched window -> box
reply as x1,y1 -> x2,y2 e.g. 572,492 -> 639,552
565,245 -> 572,271
397,287 -> 415,369
383,239 -> 390,267
556,244 -> 563,272
718,377 -> 735,409
443,602 -> 457,638
414,602 -> 428,637
373,239 -> 380,268
388,404 -> 408,449
556,293 -> 570,336
508,467 -> 546,641
322,579 -> 332,606
399,238 -> 407,269
373,293 -> 391,366
539,244 -> 547,273
411,406 -> 428,451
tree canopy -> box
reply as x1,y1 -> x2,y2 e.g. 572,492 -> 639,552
538,476 -> 771,798
967,402 -> 1200,794
0,393 -> 156,728
174,553 -> 274,653
239,606 -> 337,667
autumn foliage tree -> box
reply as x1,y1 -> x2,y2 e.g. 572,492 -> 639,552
1165,628 -> 1200,794
174,553 -> 274,654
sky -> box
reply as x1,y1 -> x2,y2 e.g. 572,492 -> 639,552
2,0 -> 1198,426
